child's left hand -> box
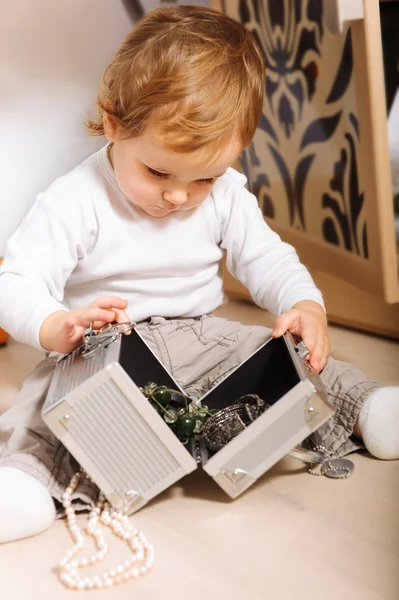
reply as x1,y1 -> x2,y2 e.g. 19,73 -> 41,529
272,300 -> 330,373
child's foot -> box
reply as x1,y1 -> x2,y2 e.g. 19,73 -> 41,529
358,387 -> 399,460
0,466 -> 55,543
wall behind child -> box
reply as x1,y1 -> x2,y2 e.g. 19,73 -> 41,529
0,0 -> 136,256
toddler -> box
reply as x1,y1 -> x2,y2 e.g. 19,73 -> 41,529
0,5 -> 398,544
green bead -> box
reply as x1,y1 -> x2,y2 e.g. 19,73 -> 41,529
153,389 -> 171,407
177,414 -> 196,438
150,402 -> 163,415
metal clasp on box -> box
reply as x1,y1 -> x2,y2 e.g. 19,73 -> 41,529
295,340 -> 310,361
293,339 -> 315,374
82,322 -> 135,359
107,490 -> 147,515
214,468 -> 255,497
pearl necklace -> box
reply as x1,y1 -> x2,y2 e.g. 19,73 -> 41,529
58,471 -> 155,590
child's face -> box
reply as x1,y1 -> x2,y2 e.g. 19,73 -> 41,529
107,128 -> 242,218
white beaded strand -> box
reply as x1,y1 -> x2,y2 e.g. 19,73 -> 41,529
57,471 -> 155,590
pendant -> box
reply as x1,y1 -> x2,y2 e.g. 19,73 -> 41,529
321,458 -> 355,479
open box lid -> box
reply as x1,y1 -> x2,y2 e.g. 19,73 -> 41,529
203,380 -> 329,498
43,330 -> 198,513
197,333 -> 334,498
43,328 -> 333,513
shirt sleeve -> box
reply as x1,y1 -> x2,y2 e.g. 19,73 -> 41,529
215,173 -> 325,316
0,187 -> 95,349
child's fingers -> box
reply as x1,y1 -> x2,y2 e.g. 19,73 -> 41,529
304,330 -> 327,373
272,310 -> 299,337
112,308 -> 131,323
319,337 -> 331,371
302,327 -> 318,355
299,327 -> 319,371
315,346 -> 328,371
74,308 -> 132,335
64,308 -> 116,331
90,312 -> 131,332
112,308 -> 132,334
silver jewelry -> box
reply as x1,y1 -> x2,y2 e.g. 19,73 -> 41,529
307,445 -> 354,479
320,458 -> 355,479
202,394 -> 268,452
82,321 -> 135,359
57,470 -> 154,590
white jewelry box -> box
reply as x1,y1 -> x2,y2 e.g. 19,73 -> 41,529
42,325 -> 334,514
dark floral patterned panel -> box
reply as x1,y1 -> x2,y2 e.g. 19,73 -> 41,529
222,0 -> 368,258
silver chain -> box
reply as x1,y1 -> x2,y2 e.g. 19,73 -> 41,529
307,445 -> 352,478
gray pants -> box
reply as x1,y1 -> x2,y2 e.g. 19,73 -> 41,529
0,316 -> 380,516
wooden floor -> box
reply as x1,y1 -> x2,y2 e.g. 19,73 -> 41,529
0,298 -> 398,600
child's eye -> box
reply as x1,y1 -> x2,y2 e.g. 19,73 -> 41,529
146,166 -> 215,185
196,178 -> 216,185
147,167 -> 169,179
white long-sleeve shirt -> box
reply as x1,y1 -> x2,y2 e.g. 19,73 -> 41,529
0,144 -> 324,349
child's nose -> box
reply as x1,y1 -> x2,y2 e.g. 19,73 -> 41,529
163,189 -> 188,206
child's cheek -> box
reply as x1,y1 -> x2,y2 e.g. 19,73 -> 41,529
129,177 -> 152,197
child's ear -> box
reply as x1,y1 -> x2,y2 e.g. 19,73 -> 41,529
103,111 -> 118,142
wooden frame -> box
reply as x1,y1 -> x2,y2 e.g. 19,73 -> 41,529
351,0 -> 398,303
324,0 -> 364,34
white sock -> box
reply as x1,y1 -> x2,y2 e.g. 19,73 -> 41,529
0,466 -> 56,543
358,387 -> 399,460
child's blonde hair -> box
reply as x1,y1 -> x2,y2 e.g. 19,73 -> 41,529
87,5 -> 265,154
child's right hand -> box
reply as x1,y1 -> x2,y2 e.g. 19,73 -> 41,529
39,296 -> 130,353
